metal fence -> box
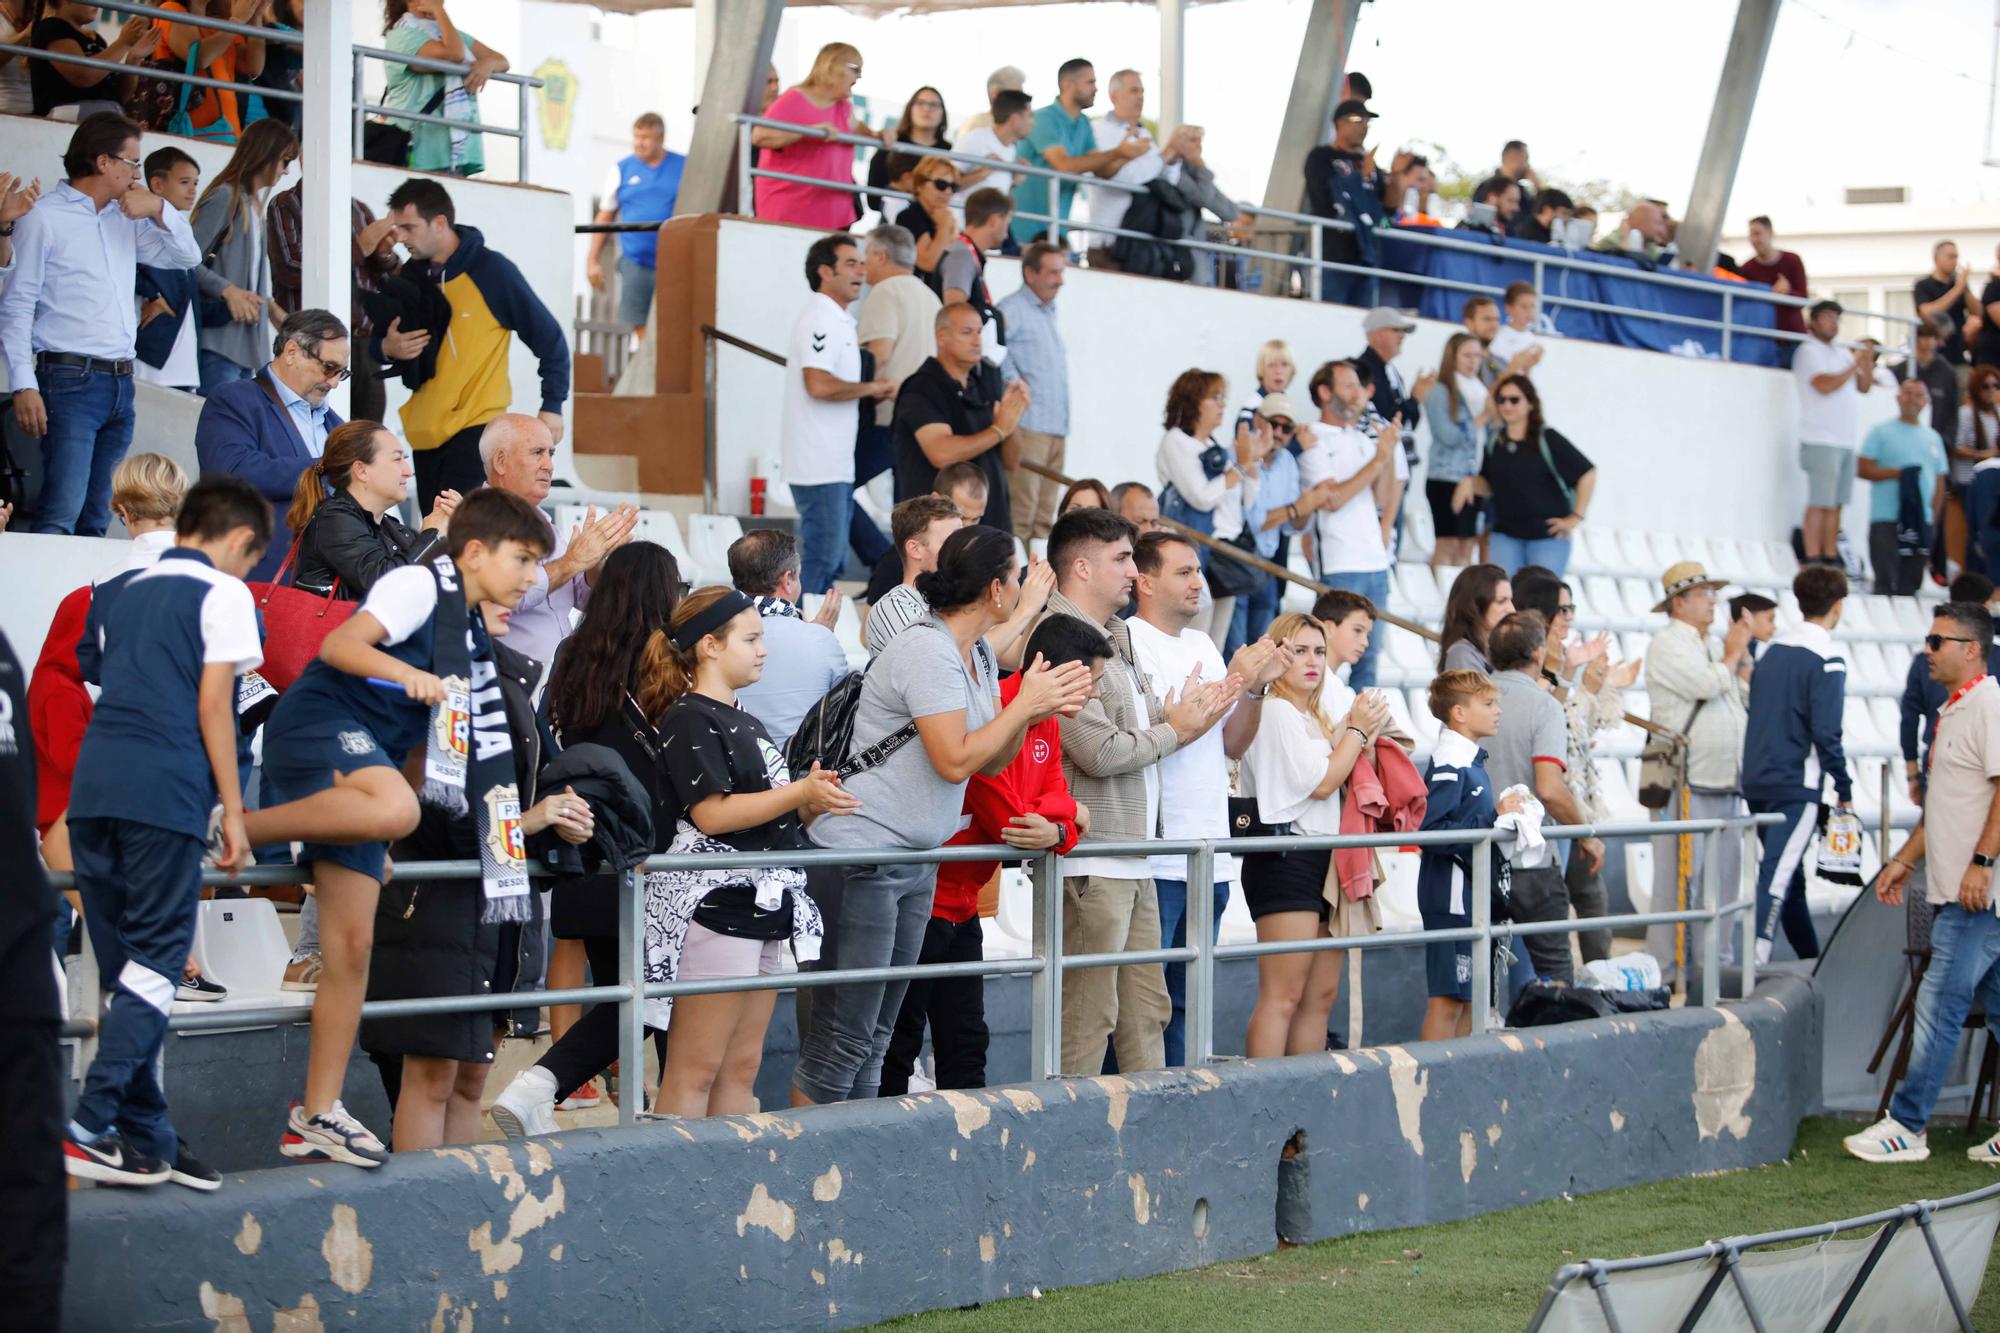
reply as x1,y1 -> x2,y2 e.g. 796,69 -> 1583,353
732,114 -> 1919,360
54,814 -> 1779,1131
0,0 -> 542,177
1526,1180 -> 2000,1332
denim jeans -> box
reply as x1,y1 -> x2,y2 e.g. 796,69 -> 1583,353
615,255 -> 657,328
792,480 -> 854,596
1319,267 -> 1376,308
32,363 -> 134,536
794,859 -> 938,1104
1487,532 -> 1573,578
1322,568 -> 1390,688
196,348 -> 254,398
1227,571 -> 1283,659
1891,905 -> 2000,1132
1155,879 -> 1228,1067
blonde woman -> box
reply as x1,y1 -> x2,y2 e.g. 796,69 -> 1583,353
751,42 -> 891,230
1234,339 -> 1297,434
1237,599 -> 1389,1058
896,155 -> 962,285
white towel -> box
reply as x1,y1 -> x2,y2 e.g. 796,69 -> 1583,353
1492,785 -> 1550,869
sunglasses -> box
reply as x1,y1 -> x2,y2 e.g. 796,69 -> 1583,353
1266,418 -> 1296,432
927,178 -> 958,191
1925,633 -> 1977,651
1495,394 -> 1527,405
300,350 -> 351,383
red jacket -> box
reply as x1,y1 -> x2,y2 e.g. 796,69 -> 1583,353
1335,737 -> 1427,902
933,674 -> 1082,923
28,586 -> 94,836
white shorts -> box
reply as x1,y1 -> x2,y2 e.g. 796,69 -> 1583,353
678,922 -> 785,981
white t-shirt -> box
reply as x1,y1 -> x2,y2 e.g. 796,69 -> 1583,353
951,126 -> 1022,209
134,298 -> 199,391
1086,115 -> 1162,237
780,292 -> 862,488
1128,616 -> 1237,882
360,564 -> 442,645
1296,420 -> 1395,574
1488,324 -> 1542,366
1793,335 -> 1861,448
1239,686 -> 1353,837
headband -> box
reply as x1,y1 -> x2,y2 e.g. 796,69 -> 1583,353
669,589 -> 756,652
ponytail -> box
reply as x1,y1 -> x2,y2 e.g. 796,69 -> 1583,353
637,586 -> 741,717
287,420 -> 391,534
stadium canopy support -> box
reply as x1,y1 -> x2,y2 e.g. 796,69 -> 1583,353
1680,0 -> 1780,272
303,0 -> 355,417
678,0 -> 787,216
1258,0 -> 1359,214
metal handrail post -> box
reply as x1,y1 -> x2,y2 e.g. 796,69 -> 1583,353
1740,824 -> 1759,998
1308,223 -> 1324,302
1470,839 -> 1493,1033
1185,841 -> 1217,1065
616,865 -> 646,1128
1029,850 -> 1063,1079
1700,892 -> 1721,1010
517,80 -> 530,180
736,121 -> 753,214
352,51 -> 366,155
1721,288 -> 1734,362
1880,761 -> 1892,849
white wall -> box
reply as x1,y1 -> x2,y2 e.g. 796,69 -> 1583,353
712,218 -> 1898,550
0,114 -> 579,481
0,535 -> 136,683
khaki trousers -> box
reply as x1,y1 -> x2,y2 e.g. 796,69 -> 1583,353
1059,874 -> 1170,1074
1008,428 -> 1068,541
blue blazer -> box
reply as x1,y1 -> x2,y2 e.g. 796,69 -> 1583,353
194,366 -> 343,583
134,264 -> 203,372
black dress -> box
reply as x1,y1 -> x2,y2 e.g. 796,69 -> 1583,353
361,639 -> 550,1067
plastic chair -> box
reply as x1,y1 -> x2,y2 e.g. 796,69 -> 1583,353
1765,540 -> 1800,582
189,898 -> 290,998
633,510 -> 701,582
1625,842 -> 1654,914
1842,696 -> 1888,757
687,514 -> 745,581
1891,597 -> 1928,637
994,867 -> 1033,944
1621,576 -> 1662,626
1616,529 -> 1656,575
1404,688 -> 1441,750
1583,575 -> 1630,631
1572,526 -> 1620,576
1396,564 -> 1443,618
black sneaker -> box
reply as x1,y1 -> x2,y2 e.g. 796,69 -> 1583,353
176,972 -> 228,1003
168,1144 -> 223,1191
63,1129 -> 169,1186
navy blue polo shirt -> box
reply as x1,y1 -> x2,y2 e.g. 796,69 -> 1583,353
266,562 -> 455,760
68,550 -> 264,839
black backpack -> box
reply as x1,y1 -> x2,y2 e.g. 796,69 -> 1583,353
784,625 -> 992,781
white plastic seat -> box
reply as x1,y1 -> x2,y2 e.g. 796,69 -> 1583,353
189,898 -> 290,999
1218,882 -> 1258,947
1675,536 -> 1716,575
1869,697 -> 1904,751
1621,576 -> 1661,625
995,867 -> 1033,943
1404,687 -> 1441,750
1432,564 -> 1469,609
1572,526 -> 1621,576
633,509 -> 700,581
1397,564 -> 1444,618
1376,851 -> 1422,929
1842,696 -> 1887,756
1583,575 -> 1629,630
1846,641 -> 1891,695
1383,622 -> 1436,677
1625,842 -> 1654,913
1891,598 -> 1928,636
686,513 -> 745,581
1616,529 -> 1656,575
1765,541 -> 1799,583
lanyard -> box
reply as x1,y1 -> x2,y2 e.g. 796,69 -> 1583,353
1929,675 -> 1986,772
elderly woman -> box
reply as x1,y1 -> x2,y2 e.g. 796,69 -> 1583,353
752,42 -> 892,230
1160,125 -> 1243,287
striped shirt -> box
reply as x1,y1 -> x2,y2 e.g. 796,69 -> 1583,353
865,583 -> 930,656
996,286 -> 1070,435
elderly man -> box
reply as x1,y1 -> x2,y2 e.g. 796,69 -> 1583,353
1847,601 -> 2000,1167
1355,306 -> 1435,491
997,242 -> 1071,539
1914,240 -> 1979,366
194,309 -> 351,582
1112,480 -> 1164,533
1642,561 -> 1753,978
1595,200 -> 1673,262
586,112 -> 686,336
857,223 -> 941,477
1083,69 -> 1161,271
478,413 -> 637,671
1856,377 -> 1949,596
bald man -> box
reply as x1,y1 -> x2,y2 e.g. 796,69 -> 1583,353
479,412 -> 638,669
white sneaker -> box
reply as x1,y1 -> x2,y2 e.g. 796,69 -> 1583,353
1842,1114 -> 1930,1163
1968,1130 -> 2000,1164
491,1067 -> 559,1139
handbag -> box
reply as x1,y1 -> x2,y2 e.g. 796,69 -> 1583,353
246,528 -> 357,692
361,87 -> 446,166
1205,526 -> 1267,599
1635,699 -> 1703,810
1227,795 -> 1282,840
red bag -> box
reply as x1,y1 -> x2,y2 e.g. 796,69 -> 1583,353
246,538 -> 356,691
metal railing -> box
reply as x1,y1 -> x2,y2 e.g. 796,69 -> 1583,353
54,814 -> 1782,1132
0,0 -> 541,177
732,114 -> 1919,361
1526,1180 -> 2000,1332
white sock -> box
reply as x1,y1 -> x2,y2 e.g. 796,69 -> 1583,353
69,1118 -> 105,1144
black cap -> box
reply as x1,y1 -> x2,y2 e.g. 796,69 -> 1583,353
1333,99 -> 1377,123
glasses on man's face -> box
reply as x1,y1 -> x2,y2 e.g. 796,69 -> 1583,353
305,351 -> 351,383
1496,394 -> 1526,406
1926,634 -> 1977,652
1267,419 -> 1296,433
113,155 -> 141,171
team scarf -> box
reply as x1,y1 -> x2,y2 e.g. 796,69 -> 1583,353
752,595 -> 802,621
414,554 -> 532,924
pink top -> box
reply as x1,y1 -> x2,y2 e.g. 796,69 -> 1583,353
755,89 -> 860,229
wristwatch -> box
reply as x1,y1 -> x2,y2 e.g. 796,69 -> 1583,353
1974,853 -> 1996,869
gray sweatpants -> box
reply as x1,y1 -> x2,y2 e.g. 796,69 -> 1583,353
1648,788 -> 1745,973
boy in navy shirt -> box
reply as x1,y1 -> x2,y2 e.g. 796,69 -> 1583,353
1742,564 -> 1853,964
1416,669 -> 1526,1041
244,487 -> 552,1165
63,476 -> 270,1190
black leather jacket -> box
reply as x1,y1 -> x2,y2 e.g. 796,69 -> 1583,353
293,490 -> 443,596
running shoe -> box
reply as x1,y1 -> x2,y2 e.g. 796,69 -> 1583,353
176,972 -> 228,1002
280,1101 -> 387,1167
64,1128 -> 169,1186
168,1143 -> 223,1191
1842,1115 -> 1930,1163
1968,1130 -> 2000,1164
491,1067 -> 559,1139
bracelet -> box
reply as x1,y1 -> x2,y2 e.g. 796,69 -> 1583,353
1245,684 -> 1269,701
1343,726 -> 1368,743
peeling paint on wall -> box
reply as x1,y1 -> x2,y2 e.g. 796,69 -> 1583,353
198,1281 -> 249,1333
1098,1077 -> 1132,1133
1692,1010 -> 1756,1141
233,1213 -> 262,1257
978,1235 -> 996,1263
270,1292 -> 321,1333
1129,1173 -> 1151,1225
1485,1124 -> 1502,1147
812,1164 -> 843,1202
321,1204 -> 374,1295
1459,1131 -> 1477,1184
935,1090 -> 992,1139
1609,1110 -> 1626,1132
736,1184 -> 798,1243
1383,1047 -> 1428,1157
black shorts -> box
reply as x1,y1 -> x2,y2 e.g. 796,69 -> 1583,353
1427,479 -> 1481,540
1241,847 -> 1332,920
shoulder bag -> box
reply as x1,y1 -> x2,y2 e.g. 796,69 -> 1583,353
1635,698 -> 1703,810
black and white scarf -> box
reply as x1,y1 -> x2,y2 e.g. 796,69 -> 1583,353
753,596 -> 803,621
414,554 -> 531,923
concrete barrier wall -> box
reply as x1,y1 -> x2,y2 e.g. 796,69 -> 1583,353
64,975 -> 1819,1332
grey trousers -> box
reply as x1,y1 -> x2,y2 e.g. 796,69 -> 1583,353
1648,789 -> 1744,972
793,859 -> 937,1105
